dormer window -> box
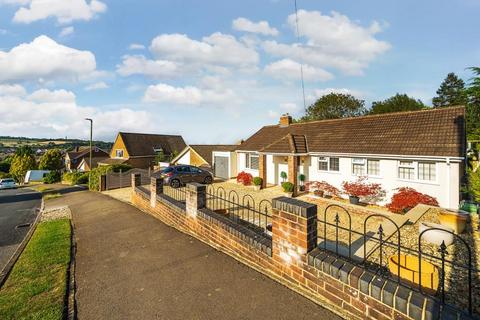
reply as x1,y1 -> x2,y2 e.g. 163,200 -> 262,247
115,149 -> 124,158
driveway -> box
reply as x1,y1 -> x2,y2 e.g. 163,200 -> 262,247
0,188 -> 41,272
48,191 -> 342,320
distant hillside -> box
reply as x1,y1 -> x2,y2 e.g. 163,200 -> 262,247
0,136 -> 113,152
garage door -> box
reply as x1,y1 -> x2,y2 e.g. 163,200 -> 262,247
214,156 -> 229,180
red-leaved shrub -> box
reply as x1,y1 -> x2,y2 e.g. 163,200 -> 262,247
386,187 -> 439,213
342,176 -> 383,198
236,171 -> 253,186
305,181 -> 340,197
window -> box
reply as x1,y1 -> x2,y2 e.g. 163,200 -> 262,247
367,160 -> 380,176
352,158 -> 366,175
246,154 -> 259,170
418,162 -> 436,181
398,161 -> 415,180
115,149 -> 124,158
318,157 -> 339,172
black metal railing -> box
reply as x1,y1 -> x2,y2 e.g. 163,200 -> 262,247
205,185 -> 272,236
163,185 -> 186,203
317,204 -> 478,316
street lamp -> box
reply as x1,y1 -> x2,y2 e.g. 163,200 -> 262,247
85,118 -> 93,171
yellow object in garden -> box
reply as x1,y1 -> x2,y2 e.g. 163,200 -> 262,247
438,210 -> 469,234
388,255 -> 439,294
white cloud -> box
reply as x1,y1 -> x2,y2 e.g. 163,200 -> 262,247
263,10 -> 390,75
59,26 -> 74,37
0,83 -> 26,96
143,83 -> 236,106
116,55 -> 179,78
11,0 -> 107,24
232,17 -> 279,36
150,32 -> 259,68
128,43 -> 145,50
268,102 -> 302,119
0,0 -> 30,5
0,35 -> 96,82
0,87 -> 155,140
84,81 -> 109,91
264,58 -> 333,82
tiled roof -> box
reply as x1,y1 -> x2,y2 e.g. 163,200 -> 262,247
190,144 -> 238,165
119,132 -> 187,157
261,134 -> 308,154
237,106 -> 466,157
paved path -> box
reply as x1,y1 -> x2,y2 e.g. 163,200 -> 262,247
48,191 -> 342,320
0,188 -> 41,272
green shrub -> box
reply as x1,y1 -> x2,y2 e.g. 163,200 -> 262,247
43,171 -> 61,184
253,176 -> 263,186
111,164 -> 132,173
468,169 -> 480,202
88,164 -> 132,191
280,171 -> 287,182
0,172 -> 11,179
281,182 -> 294,193
63,172 -> 89,185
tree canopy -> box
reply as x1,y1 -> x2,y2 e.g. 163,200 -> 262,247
466,67 -> 480,141
432,72 -> 468,108
369,93 -> 427,115
298,93 -> 366,122
38,149 -> 63,171
9,154 -> 36,182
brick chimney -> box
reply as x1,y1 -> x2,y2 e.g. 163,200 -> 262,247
279,113 -> 292,127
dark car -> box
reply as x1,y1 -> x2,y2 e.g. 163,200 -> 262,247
160,165 -> 213,188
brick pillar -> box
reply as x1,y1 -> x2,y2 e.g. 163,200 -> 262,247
150,177 -> 164,208
186,183 -> 206,218
272,197 -> 317,265
258,154 -> 267,189
131,173 -> 141,188
288,155 -> 299,196
100,175 -> 107,191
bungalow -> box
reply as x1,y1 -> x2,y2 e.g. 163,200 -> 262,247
172,144 -> 238,174
223,107 -> 466,208
65,146 -> 109,171
99,132 -> 187,169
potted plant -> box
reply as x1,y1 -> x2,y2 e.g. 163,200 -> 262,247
253,176 -> 262,191
280,171 -> 287,182
342,176 -> 383,205
236,171 -> 253,186
281,181 -> 294,197
305,181 -> 340,198
298,174 -> 306,192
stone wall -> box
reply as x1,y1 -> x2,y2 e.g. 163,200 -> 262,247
130,175 -> 471,320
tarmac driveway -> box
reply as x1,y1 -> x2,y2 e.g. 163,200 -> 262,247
48,191 -> 342,320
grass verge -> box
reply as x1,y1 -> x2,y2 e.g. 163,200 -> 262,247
0,219 -> 71,320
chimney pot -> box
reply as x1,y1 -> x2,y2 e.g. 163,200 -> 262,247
279,113 -> 292,127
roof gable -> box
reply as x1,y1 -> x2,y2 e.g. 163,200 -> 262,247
118,132 -> 187,157
238,106 -> 466,158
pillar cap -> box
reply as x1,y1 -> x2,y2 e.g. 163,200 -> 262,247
272,197 -> 317,218
186,183 -> 206,192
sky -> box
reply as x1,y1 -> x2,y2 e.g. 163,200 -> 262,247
0,0 -> 479,143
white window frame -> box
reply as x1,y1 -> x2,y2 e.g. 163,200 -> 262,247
366,159 -> 380,177
397,160 -> 437,183
245,153 -> 259,170
351,158 -> 380,177
115,149 -> 124,158
318,157 -> 340,172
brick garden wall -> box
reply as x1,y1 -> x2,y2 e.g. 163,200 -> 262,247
130,177 -> 468,320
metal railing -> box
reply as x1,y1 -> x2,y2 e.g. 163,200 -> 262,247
206,185 -> 272,237
163,185 -> 186,203
317,204 -> 478,316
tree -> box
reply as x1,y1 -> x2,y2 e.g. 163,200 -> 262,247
0,155 -> 12,173
369,94 -> 426,115
9,154 -> 36,182
432,72 -> 468,108
298,93 -> 366,122
466,67 -> 480,141
38,149 -> 63,171
15,145 -> 34,157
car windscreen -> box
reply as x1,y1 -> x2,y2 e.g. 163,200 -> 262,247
161,167 -> 174,173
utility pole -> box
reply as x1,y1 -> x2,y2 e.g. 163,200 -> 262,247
85,118 -> 93,171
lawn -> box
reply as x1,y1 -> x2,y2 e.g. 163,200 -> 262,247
0,218 -> 71,320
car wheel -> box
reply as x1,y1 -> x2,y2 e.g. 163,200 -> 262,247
204,176 -> 213,184
170,179 -> 181,188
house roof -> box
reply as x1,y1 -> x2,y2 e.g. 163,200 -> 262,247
67,147 -> 109,160
189,144 -> 238,165
79,156 -> 109,169
237,106 -> 466,158
119,132 -> 187,157
98,158 -> 128,165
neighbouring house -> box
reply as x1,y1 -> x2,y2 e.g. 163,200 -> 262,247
100,132 -> 187,169
172,144 -> 238,175
65,146 -> 109,171
77,156 -> 109,171
224,107 -> 466,208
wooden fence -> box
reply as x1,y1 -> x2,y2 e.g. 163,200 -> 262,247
105,168 -> 151,190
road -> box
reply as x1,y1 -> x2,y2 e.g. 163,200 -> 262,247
0,188 -> 41,272
48,191 -> 343,320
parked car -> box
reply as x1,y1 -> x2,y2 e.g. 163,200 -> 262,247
0,178 -> 17,189
160,165 -> 213,188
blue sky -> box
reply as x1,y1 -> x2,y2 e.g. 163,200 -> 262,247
0,0 -> 479,143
